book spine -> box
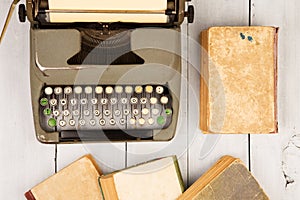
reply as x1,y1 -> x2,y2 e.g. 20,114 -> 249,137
172,156 -> 185,193
24,191 -> 36,200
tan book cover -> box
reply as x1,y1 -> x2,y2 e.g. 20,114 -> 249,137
177,156 -> 269,200
200,26 -> 278,134
99,156 -> 184,200
25,155 -> 103,200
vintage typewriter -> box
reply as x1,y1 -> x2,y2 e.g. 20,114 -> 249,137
2,0 -> 194,143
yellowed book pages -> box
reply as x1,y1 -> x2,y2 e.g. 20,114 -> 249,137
48,0 -> 168,23
99,156 -> 184,200
177,156 -> 269,200
200,26 -> 278,134
25,155 -> 103,200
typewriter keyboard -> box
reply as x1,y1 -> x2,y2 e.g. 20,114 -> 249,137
39,85 -> 173,132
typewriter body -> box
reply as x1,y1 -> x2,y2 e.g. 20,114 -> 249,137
19,0 -> 194,143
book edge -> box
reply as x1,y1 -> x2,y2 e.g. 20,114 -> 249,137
172,156 -> 185,193
25,190 -> 36,200
199,29 -> 209,133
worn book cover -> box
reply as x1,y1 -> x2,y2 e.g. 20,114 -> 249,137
177,155 -> 269,200
200,26 -> 278,134
99,156 -> 184,200
25,155 -> 103,200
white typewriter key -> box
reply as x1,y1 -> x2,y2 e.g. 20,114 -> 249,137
135,86 -> 143,94
105,86 -> 114,94
138,118 -> 145,125
74,86 -> 82,94
53,110 -> 60,117
101,98 -> 108,105
148,118 -> 154,125
50,99 -> 57,106
140,98 -> 147,104
123,109 -> 130,115
91,98 -> 98,105
129,118 -> 136,125
99,119 -> 106,126
160,96 -> 169,104
133,109 -> 139,115
152,108 -> 159,115
104,110 -> 111,116
79,119 -> 86,126
115,86 -> 123,94
120,119 -> 126,125
54,87 -> 63,95
110,98 -> 118,105
73,110 -> 80,116
64,87 -> 72,94
114,110 -> 121,116
90,119 -> 96,126
156,86 -> 164,94
130,97 -> 138,104
150,97 -> 158,105
63,110 -> 70,117
85,86 -> 93,94
59,120 -> 66,127
80,98 -> 88,105
84,110 -> 90,116
145,85 -> 153,93
94,110 -> 100,116
70,98 -> 77,106
95,86 -> 103,94
60,99 -> 67,106
109,119 -> 116,125
125,86 -> 133,94
142,108 -> 149,115
45,87 -> 53,95
69,120 -> 76,126
121,98 -> 128,104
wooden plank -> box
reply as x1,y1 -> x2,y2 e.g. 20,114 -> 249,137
126,21 -> 189,186
187,0 -> 250,185
250,0 -> 300,199
57,143 -> 126,173
0,2 -> 55,199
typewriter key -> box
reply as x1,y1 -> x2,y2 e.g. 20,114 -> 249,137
54,87 -> 63,95
69,119 -> 76,126
95,86 -> 103,94
156,86 -> 164,94
64,87 -> 72,94
44,87 -> 53,95
85,86 -> 93,94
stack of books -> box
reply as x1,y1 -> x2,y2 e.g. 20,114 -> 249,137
25,154 -> 268,200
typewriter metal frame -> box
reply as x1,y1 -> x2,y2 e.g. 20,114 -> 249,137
20,0 -> 194,143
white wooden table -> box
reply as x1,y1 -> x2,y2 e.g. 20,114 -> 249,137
0,0 -> 299,199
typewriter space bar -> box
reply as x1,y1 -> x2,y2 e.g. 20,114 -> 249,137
60,130 -> 153,141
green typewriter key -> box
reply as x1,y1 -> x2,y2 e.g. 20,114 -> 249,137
48,118 -> 57,127
157,116 -> 166,125
43,108 -> 51,116
165,109 -> 172,115
40,98 -> 48,106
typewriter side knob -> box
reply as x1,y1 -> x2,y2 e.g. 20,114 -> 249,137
18,4 -> 26,23
185,5 -> 194,23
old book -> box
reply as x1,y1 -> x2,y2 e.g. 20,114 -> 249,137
200,26 -> 278,134
25,155 -> 103,200
99,156 -> 184,200
177,156 -> 269,200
